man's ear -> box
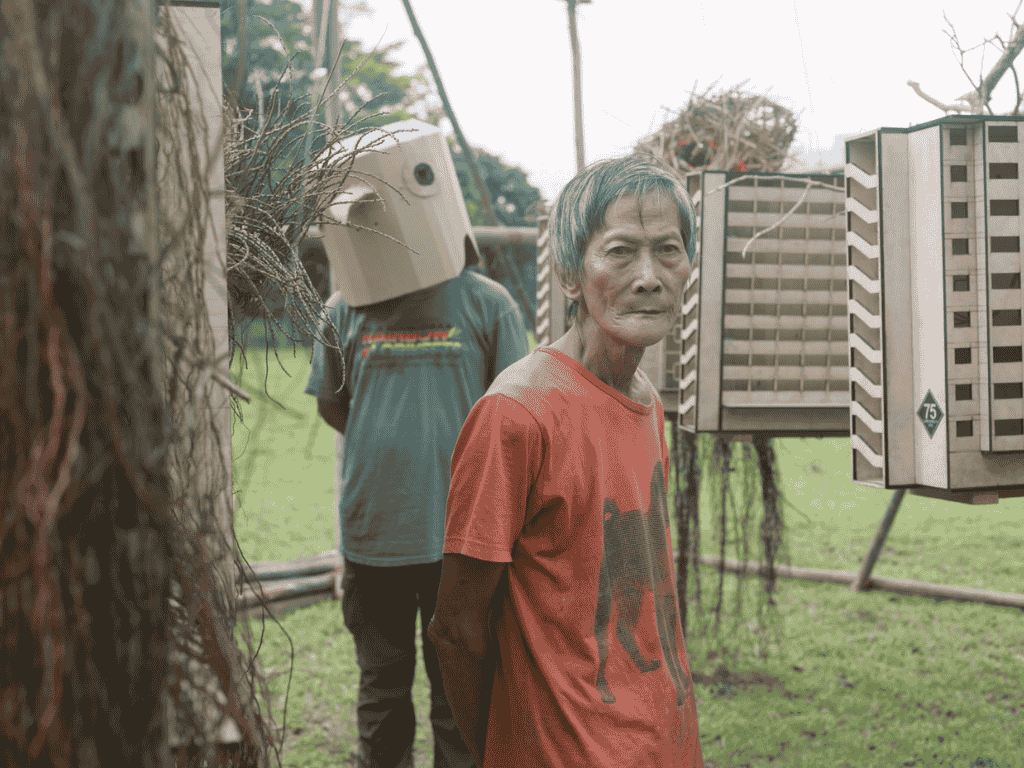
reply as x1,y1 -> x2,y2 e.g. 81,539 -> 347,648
557,268 -> 582,304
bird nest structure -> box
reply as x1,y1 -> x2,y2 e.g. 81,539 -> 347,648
634,81 -> 799,174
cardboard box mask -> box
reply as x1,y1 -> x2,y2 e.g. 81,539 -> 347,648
319,119 -> 479,307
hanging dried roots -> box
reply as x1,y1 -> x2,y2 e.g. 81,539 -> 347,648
753,435 -> 783,607
1,2 -> 279,766
672,423 -> 701,640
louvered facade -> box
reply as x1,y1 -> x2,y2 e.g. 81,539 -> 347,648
679,170 -> 850,435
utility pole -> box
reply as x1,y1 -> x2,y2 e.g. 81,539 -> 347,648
562,0 -> 591,172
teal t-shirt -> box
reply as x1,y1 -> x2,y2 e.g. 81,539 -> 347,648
304,269 -> 529,566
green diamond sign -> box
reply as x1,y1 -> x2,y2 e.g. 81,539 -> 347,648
917,390 -> 943,438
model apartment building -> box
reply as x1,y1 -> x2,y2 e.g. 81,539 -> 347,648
846,115 -> 1024,493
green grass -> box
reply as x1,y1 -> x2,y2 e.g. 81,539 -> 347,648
230,343 -> 1024,768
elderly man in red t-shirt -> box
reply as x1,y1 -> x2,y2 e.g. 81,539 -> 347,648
427,154 -> 705,768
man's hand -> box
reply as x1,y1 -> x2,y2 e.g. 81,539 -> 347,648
317,399 -> 347,434
427,553 -> 507,767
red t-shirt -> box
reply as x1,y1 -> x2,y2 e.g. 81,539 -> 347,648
445,348 -> 704,768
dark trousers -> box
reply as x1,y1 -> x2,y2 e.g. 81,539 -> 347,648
341,559 -> 475,768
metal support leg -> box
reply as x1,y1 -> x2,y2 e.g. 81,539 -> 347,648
851,488 -> 906,592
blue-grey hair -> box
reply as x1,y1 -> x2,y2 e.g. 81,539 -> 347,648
548,154 -> 697,323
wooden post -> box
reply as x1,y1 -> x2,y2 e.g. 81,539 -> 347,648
850,488 -> 905,592
563,0 -> 588,172
160,0 -> 242,753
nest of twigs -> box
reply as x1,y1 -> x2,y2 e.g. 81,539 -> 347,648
634,81 -> 799,174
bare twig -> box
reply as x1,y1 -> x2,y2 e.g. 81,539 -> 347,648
906,80 -> 972,113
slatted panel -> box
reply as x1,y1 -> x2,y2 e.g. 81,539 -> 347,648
845,134 -> 885,485
534,208 -> 553,347
681,170 -> 849,434
677,173 -> 703,430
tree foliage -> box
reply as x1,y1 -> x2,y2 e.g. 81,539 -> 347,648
452,140 -> 542,324
219,1 -> 542,331
220,0 -> 425,130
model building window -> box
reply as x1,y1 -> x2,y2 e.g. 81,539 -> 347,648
953,311 -> 971,327
990,163 -> 1019,179
950,128 -> 967,145
992,309 -> 1022,326
950,165 -> 968,182
955,420 -> 973,437
993,346 -> 1023,363
990,199 -> 1020,216
989,125 -> 1018,142
951,238 -> 970,255
951,202 -> 968,218
953,275 -> 970,291
954,347 -> 972,364
992,236 -> 1021,252
994,382 -> 1024,399
994,419 -> 1024,436
992,272 -> 1022,289
955,383 -> 973,400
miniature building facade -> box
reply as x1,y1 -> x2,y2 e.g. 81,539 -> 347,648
846,115 -> 1024,492
679,170 -> 850,435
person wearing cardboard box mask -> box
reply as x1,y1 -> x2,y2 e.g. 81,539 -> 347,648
305,120 -> 529,768
427,155 -> 705,767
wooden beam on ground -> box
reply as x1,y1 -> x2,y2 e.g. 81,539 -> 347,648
241,549 -> 341,582
237,571 -> 338,619
694,555 -> 1024,610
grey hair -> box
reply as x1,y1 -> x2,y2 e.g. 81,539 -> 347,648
548,154 -> 697,323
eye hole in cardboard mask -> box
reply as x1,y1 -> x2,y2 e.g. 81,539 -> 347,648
413,162 -> 434,186
403,161 -> 440,197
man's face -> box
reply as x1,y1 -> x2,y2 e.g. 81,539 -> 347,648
566,191 -> 691,349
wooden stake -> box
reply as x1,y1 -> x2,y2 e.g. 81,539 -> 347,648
851,488 -> 904,592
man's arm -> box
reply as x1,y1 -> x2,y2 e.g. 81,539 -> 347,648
317,399 -> 348,434
427,553 -> 507,767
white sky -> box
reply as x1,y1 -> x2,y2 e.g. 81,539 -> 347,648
298,0 -> 1024,202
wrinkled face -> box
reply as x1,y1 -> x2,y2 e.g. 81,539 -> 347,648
565,191 -> 691,349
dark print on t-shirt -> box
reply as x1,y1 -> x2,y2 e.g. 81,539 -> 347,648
594,460 -> 690,706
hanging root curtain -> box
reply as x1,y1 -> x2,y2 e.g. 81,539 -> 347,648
0,1 -> 279,765
670,426 -> 789,667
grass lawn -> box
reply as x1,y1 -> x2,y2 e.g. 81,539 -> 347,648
230,338 -> 1024,768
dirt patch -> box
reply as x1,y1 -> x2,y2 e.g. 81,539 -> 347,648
692,663 -> 791,698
